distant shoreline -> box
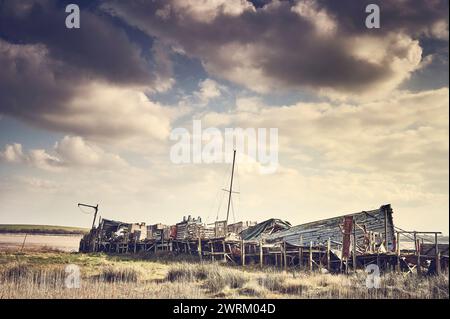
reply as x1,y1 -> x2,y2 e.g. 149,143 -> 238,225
0,231 -> 84,237
0,224 -> 89,236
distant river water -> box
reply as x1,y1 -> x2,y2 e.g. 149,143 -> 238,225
0,233 -> 83,252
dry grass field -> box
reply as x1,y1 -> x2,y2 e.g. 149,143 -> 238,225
0,250 -> 448,299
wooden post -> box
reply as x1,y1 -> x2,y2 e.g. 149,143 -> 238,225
259,239 -> 263,268
309,241 -> 313,271
299,247 -> 303,270
435,233 -> 441,275
299,235 -> 303,271
413,232 -> 417,256
413,232 -> 420,276
198,237 -> 202,262
384,207 -> 389,250
223,240 -> 227,262
241,240 -> 245,266
417,238 -> 422,276
20,233 -> 29,252
210,241 -> 215,261
376,253 -> 379,274
396,232 -> 401,272
327,238 -> 331,271
283,240 -> 287,270
353,220 -> 357,272
369,232 -> 373,253
318,250 -> 322,270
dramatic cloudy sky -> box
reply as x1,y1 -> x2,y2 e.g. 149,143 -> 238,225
0,0 -> 448,233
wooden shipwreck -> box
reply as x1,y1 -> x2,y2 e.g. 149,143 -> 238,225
78,151 -> 447,274
79,203 -> 447,275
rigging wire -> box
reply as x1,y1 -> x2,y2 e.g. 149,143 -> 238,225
78,205 -> 95,215
215,191 -> 226,221
205,164 -> 231,224
205,184 -> 221,224
234,159 -> 241,222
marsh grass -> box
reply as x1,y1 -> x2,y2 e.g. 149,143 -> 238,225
95,266 -> 140,283
1,263 -> 66,286
0,251 -> 448,299
166,262 -> 249,293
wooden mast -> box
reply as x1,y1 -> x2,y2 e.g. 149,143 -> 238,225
225,150 -> 237,225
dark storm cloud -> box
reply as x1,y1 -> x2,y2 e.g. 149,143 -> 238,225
0,0 -> 154,85
319,0 -> 449,37
0,0 -> 173,139
0,0 -> 448,139
102,0 -> 448,94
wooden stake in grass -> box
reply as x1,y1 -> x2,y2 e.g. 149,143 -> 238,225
20,233 -> 28,252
